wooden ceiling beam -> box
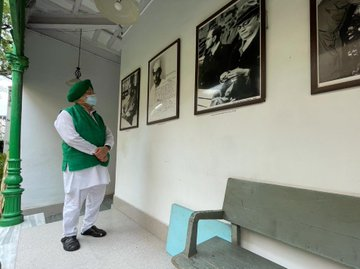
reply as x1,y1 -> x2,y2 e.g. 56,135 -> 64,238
107,26 -> 122,49
72,0 -> 82,14
27,14 -> 117,30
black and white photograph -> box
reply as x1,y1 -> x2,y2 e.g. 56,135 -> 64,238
194,0 -> 265,115
311,0 -> 360,94
119,68 -> 140,131
147,39 -> 180,124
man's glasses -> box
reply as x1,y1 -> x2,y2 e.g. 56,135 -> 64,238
238,16 -> 256,28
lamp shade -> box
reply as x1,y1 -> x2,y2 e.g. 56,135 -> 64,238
95,0 -> 140,25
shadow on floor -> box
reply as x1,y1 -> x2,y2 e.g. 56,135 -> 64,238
24,194 -> 114,224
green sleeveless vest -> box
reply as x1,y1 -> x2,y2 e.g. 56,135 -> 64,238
62,104 -> 109,171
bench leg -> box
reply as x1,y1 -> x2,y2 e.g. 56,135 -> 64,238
231,224 -> 241,246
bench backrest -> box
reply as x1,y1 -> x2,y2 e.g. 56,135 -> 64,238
222,178 -> 360,269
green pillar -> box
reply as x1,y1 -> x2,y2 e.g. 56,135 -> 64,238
0,53 -> 28,227
0,0 -> 3,37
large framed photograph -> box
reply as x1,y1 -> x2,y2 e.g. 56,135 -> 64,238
310,0 -> 360,94
194,0 -> 265,115
147,39 -> 180,125
119,68 -> 140,131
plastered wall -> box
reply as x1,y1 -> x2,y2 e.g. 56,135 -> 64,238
21,30 -> 120,208
115,0 -> 359,268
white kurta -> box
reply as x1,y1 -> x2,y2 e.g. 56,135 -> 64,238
54,110 -> 114,193
54,109 -> 114,236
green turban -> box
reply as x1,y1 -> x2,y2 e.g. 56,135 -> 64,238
67,79 -> 93,102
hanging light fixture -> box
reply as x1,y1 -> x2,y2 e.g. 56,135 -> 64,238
94,0 -> 139,25
66,29 -> 83,86
114,0 -> 123,11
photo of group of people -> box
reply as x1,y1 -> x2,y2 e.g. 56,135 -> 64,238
195,0 -> 265,114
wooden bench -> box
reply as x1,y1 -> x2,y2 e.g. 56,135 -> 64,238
172,178 -> 360,269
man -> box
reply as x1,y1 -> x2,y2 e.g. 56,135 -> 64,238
152,58 -> 163,88
148,58 -> 176,121
318,0 -> 360,82
121,75 -> 138,125
340,3 -> 360,76
220,7 -> 239,45
148,59 -> 164,117
54,79 -> 114,252
212,2 -> 260,105
198,26 -> 232,89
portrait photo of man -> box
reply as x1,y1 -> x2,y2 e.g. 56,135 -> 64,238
317,0 -> 360,84
120,69 -> 140,130
147,39 -> 180,124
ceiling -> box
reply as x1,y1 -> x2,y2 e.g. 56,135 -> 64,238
25,0 -> 154,64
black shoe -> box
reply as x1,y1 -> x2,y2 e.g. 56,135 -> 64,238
61,236 -> 80,251
81,225 -> 107,237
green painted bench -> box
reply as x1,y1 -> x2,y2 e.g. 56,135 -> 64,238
172,178 -> 360,269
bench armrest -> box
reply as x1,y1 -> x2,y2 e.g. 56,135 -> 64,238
184,210 -> 224,257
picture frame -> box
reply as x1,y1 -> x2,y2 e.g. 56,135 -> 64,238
147,39 -> 180,125
310,0 -> 360,94
119,68 -> 140,131
194,0 -> 265,115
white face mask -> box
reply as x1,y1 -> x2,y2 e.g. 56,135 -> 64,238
85,94 -> 97,106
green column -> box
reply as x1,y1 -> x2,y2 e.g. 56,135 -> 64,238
0,0 -> 3,37
0,53 -> 28,227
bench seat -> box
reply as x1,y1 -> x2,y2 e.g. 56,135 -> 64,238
171,178 -> 360,269
172,236 -> 286,269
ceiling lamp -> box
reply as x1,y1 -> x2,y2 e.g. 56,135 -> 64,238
114,1 -> 123,11
66,29 -> 83,86
94,0 -> 140,25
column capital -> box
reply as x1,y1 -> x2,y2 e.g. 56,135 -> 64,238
6,53 -> 29,72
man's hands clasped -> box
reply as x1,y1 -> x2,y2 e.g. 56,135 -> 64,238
94,146 -> 109,162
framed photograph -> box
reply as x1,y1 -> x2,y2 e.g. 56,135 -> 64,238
310,0 -> 360,94
194,0 -> 265,115
119,68 -> 140,131
147,39 -> 180,125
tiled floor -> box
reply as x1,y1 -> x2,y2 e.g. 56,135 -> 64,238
0,213 -> 46,269
15,208 -> 173,269
0,194 -> 174,269
0,196 -> 117,269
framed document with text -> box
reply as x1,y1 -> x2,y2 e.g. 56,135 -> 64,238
147,39 -> 180,125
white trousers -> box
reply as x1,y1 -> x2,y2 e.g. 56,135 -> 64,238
63,184 -> 106,237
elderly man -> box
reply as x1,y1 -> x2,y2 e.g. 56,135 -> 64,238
148,59 -> 164,116
212,2 -> 261,105
198,26 -> 232,89
121,74 -> 138,125
318,0 -> 360,82
54,79 -> 114,251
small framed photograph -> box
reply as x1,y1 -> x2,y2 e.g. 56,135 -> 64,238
147,39 -> 180,125
310,0 -> 360,94
194,0 -> 266,115
119,68 -> 140,131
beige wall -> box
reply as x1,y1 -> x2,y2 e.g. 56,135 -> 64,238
115,1 -> 359,268
22,30 -> 120,208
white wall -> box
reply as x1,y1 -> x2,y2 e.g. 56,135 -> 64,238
21,30 -> 120,209
115,0 -> 360,268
